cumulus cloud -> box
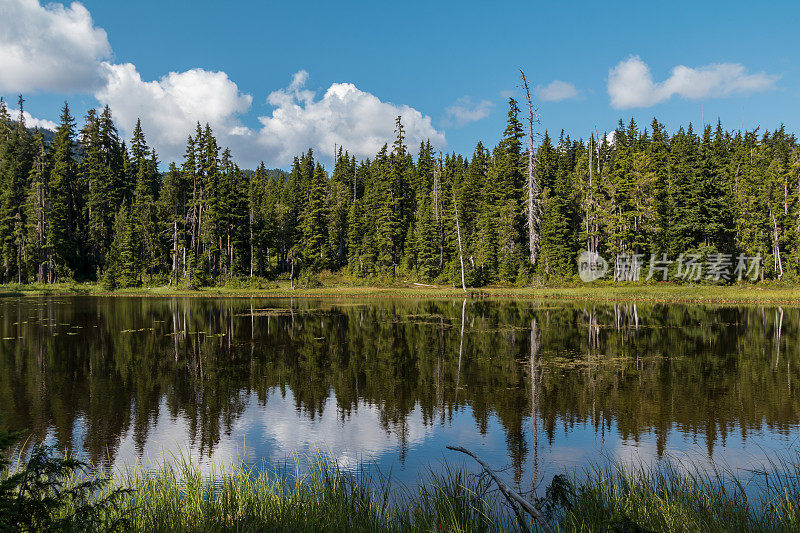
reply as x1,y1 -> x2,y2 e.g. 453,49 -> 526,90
0,0 -> 111,93
95,62 -> 253,159
537,80 -> 579,102
253,71 -> 446,164
94,66 -> 444,166
442,96 -> 493,127
3,1 -> 445,167
608,55 -> 779,109
5,106 -> 57,130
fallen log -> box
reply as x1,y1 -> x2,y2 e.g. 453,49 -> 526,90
446,445 -> 554,533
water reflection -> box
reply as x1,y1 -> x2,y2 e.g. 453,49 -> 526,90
0,297 -> 798,488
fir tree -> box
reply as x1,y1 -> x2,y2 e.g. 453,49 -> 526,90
300,162 -> 329,270
47,103 -> 79,279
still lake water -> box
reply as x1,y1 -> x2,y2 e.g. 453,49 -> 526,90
1,296 -> 799,491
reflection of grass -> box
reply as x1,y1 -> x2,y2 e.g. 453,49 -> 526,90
5,279 -> 800,305
5,447 -> 800,531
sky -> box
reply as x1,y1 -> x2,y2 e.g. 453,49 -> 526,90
1,0 -> 798,169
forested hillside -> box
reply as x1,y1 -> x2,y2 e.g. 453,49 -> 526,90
0,96 -> 798,287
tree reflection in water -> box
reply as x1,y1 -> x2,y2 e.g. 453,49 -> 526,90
0,296 -> 798,486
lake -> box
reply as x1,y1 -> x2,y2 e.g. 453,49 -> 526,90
1,296 -> 798,492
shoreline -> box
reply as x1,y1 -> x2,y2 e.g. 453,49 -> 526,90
3,281 -> 800,305
3,451 -> 799,532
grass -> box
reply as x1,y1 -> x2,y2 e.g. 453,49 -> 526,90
559,458 -> 800,532
13,453 -> 516,532
8,451 -> 800,532
5,278 -> 800,305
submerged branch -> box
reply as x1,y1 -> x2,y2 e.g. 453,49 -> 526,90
447,445 -> 554,533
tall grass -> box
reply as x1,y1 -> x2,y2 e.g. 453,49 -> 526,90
94,452 -> 514,532
558,457 -> 800,532
5,449 -> 800,531
7,279 -> 800,306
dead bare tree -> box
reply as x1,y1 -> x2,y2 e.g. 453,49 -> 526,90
530,318 -> 541,491
771,209 -> 783,280
289,249 -> 296,290
520,70 -> 542,267
446,446 -> 554,533
453,189 -> 467,292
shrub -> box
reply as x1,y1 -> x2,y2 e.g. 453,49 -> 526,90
0,420 -> 128,531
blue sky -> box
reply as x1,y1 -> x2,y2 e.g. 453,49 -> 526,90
2,0 -> 798,168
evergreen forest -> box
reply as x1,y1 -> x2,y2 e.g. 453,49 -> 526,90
1,95 -> 798,288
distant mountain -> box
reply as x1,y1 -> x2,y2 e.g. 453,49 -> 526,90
10,121 -> 56,144
30,126 -> 55,144
242,167 -> 287,181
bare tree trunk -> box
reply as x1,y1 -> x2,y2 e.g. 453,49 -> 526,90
172,219 -> 178,286
453,190 -> 467,292
289,251 -> 295,290
446,446 -> 554,533
249,206 -> 254,277
455,298 -> 465,402
530,318 -> 540,489
520,70 -> 541,266
775,306 -> 783,369
772,209 -> 783,279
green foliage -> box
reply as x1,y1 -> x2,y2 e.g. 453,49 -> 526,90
0,420 -> 128,531
295,269 -> 323,289
553,458 -> 800,532
3,96 -> 800,289
5,427 -> 800,533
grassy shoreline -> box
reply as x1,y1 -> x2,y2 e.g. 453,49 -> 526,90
4,452 -> 800,532
4,280 -> 800,305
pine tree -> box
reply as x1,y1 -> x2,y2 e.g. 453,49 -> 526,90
0,97 -> 32,282
24,131 -> 48,282
104,203 -> 140,288
413,189 -> 438,280
300,162 -> 329,270
130,123 -> 160,283
80,109 -> 108,274
327,148 -> 352,269
47,103 -> 79,279
372,145 -> 396,274
539,132 -> 577,278
493,99 -> 525,282
159,162 -> 186,285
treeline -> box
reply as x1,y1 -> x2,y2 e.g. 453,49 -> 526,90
1,96 -> 799,287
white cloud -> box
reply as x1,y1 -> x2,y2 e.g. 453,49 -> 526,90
95,62 -> 253,160
94,66 -> 444,167
0,0 -> 111,93
608,55 -> 779,109
443,96 -> 493,127
253,71 -> 446,164
2,1 -> 444,167
5,106 -> 57,130
537,80 -> 579,102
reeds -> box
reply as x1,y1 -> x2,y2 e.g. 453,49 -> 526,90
5,449 -> 800,531
93,452 -> 512,532
558,456 -> 800,532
